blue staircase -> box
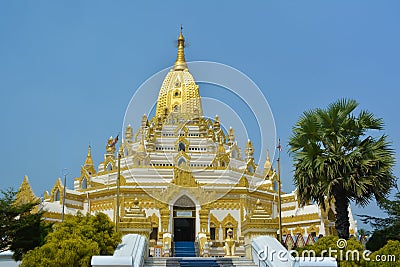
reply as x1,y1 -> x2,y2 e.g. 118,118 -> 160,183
174,242 -> 220,266
174,241 -> 196,257
144,257 -> 257,267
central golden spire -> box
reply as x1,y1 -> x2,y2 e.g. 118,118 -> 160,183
173,26 -> 188,71
155,27 -> 203,119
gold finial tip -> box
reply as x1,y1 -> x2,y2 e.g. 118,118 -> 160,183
133,197 -> 139,206
178,27 -> 184,40
174,26 -> 187,70
179,25 -> 184,36
256,199 -> 261,205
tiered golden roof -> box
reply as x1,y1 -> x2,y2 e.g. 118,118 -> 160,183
155,28 -> 202,120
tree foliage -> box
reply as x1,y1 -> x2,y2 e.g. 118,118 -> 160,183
366,240 -> 400,267
366,229 -> 391,252
289,99 -> 396,239
361,192 -> 400,251
357,228 -> 371,239
0,188 -> 51,261
22,212 -> 122,267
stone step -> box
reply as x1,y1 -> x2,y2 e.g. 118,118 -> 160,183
143,258 -> 181,267
217,258 -> 257,267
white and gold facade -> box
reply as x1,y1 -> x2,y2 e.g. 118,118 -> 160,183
19,30 -> 357,254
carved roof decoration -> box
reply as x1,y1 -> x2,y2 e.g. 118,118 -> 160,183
15,176 -> 38,207
171,166 -> 198,187
174,195 -> 196,207
221,213 -> 238,228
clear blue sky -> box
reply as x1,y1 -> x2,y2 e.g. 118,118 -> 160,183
1,1 -> 399,230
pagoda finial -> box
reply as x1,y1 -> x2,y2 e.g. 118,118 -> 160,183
85,145 -> 94,166
263,148 -> 273,177
173,26 -> 188,71
83,144 -> 96,174
217,136 -> 226,155
137,135 -> 146,154
245,139 -> 254,159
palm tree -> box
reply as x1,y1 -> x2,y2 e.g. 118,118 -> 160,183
289,99 -> 396,239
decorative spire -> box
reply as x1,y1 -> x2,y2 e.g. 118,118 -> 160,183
228,127 -> 235,146
173,26 -> 188,71
15,176 -> 38,206
263,149 -> 272,171
83,145 -> 96,175
263,149 -> 273,178
84,145 -> 94,166
217,136 -> 226,155
137,135 -> 146,154
245,139 -> 254,159
141,114 -> 148,127
213,115 -> 220,132
125,124 -> 133,141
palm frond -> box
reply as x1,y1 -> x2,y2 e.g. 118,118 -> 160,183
289,98 -> 396,212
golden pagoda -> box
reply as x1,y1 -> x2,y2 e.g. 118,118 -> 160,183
19,29 -> 357,256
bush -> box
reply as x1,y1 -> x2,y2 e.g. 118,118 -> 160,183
365,240 -> 400,267
22,212 -> 121,267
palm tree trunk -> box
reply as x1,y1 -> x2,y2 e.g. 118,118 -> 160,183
333,187 -> 350,239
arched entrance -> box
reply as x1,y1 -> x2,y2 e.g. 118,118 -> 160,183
173,195 -> 196,242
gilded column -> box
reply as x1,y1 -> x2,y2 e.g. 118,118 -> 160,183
120,195 -> 125,218
240,194 -> 247,231
159,208 -> 171,240
199,208 -> 209,237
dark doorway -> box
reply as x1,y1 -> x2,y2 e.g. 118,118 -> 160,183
150,227 -> 158,241
173,195 -> 196,242
174,218 -> 195,241
210,227 -> 216,240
